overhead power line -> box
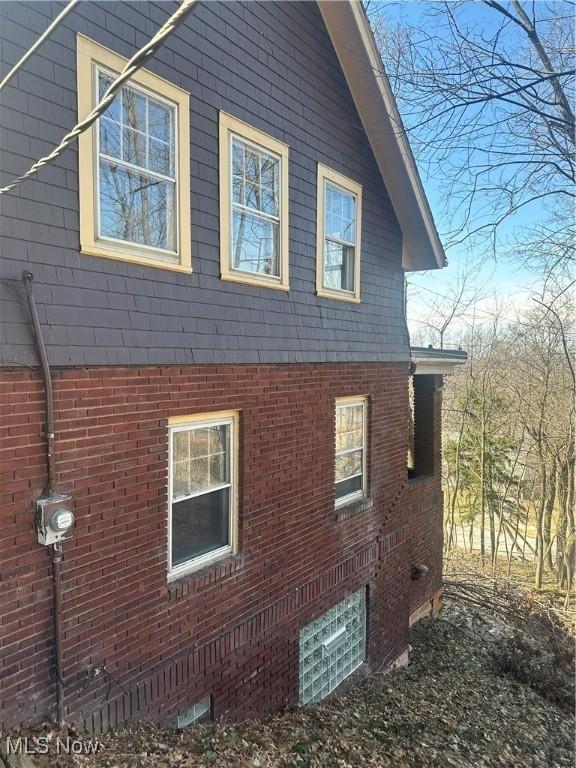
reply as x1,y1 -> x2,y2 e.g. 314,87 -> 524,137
0,0 -> 200,195
0,0 -> 80,94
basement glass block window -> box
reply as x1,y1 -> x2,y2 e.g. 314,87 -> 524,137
169,414 -> 235,576
299,589 -> 366,705
97,68 -> 177,253
175,696 -> 211,729
335,398 -> 367,506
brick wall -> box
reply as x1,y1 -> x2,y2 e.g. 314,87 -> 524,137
0,363 -> 443,731
407,375 -> 444,615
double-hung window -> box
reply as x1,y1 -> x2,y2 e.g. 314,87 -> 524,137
77,35 -> 191,272
219,112 -> 289,290
316,164 -> 362,302
335,397 -> 367,506
168,412 -> 238,577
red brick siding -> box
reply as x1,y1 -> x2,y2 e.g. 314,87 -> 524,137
0,364 -> 443,731
407,376 -> 444,615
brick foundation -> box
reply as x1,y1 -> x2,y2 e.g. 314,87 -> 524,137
0,363 -> 443,731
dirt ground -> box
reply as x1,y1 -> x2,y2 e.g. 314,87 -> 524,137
4,555 -> 574,768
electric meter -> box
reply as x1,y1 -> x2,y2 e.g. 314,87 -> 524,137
36,493 -> 74,545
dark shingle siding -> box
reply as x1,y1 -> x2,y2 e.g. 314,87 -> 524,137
0,0 -> 408,367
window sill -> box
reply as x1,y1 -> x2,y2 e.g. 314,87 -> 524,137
335,496 -> 373,521
80,243 -> 192,273
316,287 -> 360,304
167,553 -> 243,600
220,270 -> 289,292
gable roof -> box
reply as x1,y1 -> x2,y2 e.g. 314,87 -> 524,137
317,1 -> 446,271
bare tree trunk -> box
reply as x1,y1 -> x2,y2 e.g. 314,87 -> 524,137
535,458 -> 547,589
480,406 -> 486,558
544,455 -> 556,570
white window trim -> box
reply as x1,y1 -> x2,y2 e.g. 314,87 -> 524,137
77,34 -> 191,273
316,164 -> 362,303
167,411 -> 239,580
335,396 -> 368,509
219,111 -> 290,291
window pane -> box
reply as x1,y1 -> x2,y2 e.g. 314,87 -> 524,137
335,475 -> 363,500
336,426 -> 363,451
98,71 -> 120,122
173,460 -> 190,500
336,404 -> 363,434
245,147 -> 260,185
172,430 -> 189,464
99,160 -> 176,251
232,137 -> 280,217
173,424 -> 230,499
323,240 -> 355,292
122,125 -> 147,167
122,86 -> 146,132
232,209 -> 279,276
171,487 -> 230,566
189,456 -> 209,491
335,449 -> 363,483
100,118 -> 121,159
149,101 -> 171,142
325,182 -> 355,243
260,155 -> 278,192
233,177 -> 244,205
245,181 -> 261,210
209,452 -> 226,486
189,427 -> 210,458
232,139 -> 244,176
148,138 -> 171,176
210,425 -> 230,457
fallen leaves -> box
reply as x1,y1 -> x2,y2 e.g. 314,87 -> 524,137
15,555 -> 575,768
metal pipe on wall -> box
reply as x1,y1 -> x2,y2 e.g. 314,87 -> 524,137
21,270 -> 66,726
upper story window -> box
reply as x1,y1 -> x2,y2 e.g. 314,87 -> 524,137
316,164 -> 362,303
77,35 -> 191,272
219,112 -> 289,291
335,397 -> 367,507
168,412 -> 238,578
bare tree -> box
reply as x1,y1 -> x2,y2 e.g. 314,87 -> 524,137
370,1 -> 575,274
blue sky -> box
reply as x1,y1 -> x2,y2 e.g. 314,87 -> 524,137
368,1 -> 554,344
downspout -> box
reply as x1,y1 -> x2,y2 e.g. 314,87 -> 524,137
21,271 -> 65,727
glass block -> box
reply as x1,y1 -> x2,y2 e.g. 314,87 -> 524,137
299,588 -> 366,705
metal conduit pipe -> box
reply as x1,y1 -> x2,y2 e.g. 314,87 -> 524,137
21,271 -> 66,727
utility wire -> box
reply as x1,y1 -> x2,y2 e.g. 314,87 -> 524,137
0,0 -> 200,195
0,0 -> 80,94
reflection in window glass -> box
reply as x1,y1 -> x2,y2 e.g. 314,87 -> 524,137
97,69 -> 176,253
231,136 -> 280,277
170,420 -> 233,570
323,181 -> 356,293
335,401 -> 365,503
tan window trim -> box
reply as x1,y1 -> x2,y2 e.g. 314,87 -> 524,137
316,163 -> 362,303
219,112 -> 289,291
335,395 -> 368,509
76,34 -> 191,273
167,410 -> 239,581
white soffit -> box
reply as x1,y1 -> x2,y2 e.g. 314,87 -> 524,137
317,1 -> 446,272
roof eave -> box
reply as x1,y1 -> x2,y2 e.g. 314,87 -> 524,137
317,1 -> 446,272
411,347 -> 468,375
